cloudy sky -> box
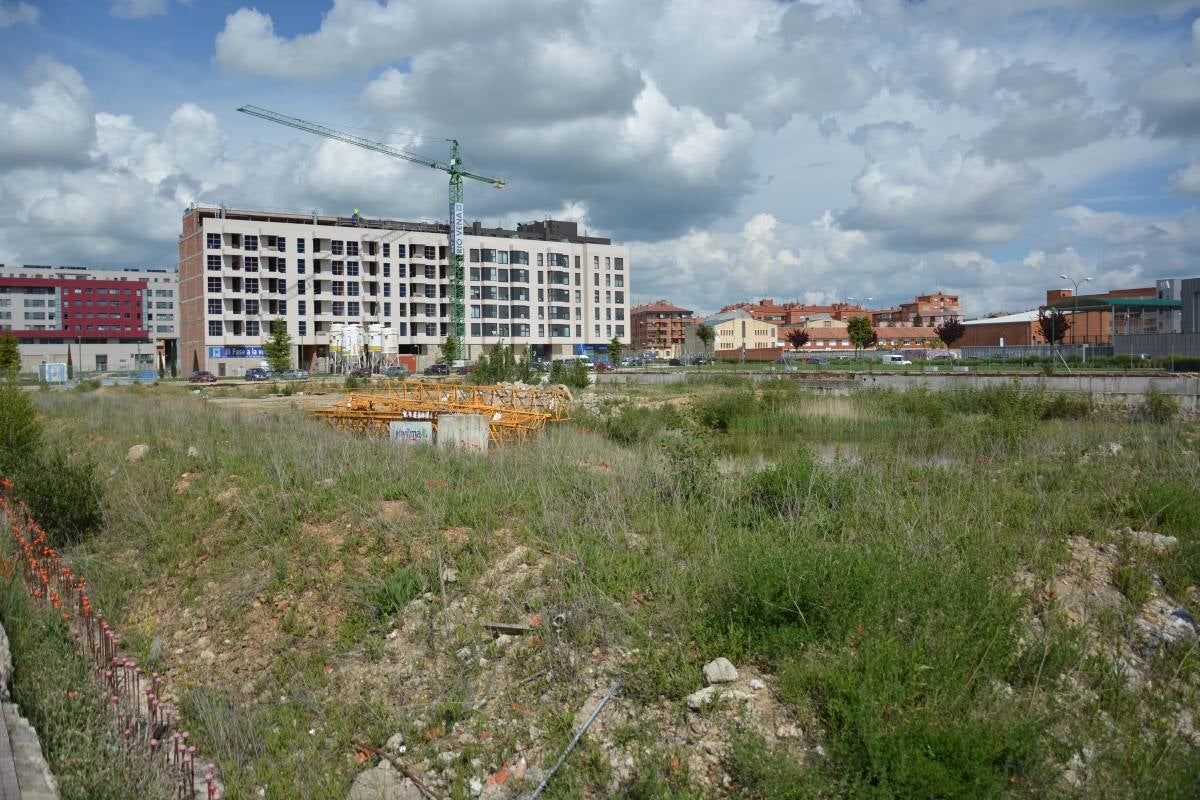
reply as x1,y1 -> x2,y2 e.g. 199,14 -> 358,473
1,0 -> 1198,316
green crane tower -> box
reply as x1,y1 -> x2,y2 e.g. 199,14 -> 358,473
236,105 -> 505,353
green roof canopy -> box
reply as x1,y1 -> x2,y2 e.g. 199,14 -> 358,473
1043,296 -> 1182,312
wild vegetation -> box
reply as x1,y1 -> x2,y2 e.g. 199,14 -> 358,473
0,377 -> 1196,798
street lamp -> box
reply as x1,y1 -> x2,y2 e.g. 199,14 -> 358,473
1058,273 -> 1092,361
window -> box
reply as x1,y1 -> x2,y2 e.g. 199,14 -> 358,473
348,302 -> 359,316
615,257 -> 623,270
347,241 -> 359,257
537,253 -> 544,267
383,264 -> 390,277
297,281 -> 306,295
384,302 -> 391,316
594,290 -> 600,304
277,238 -> 286,253
615,291 -> 624,304
332,261 -> 344,276
244,235 -> 258,252
155,301 -> 173,309
332,302 -> 345,316
207,277 -> 222,293
593,273 -> 599,286
331,240 -> 344,256
297,258 -> 306,274
482,249 -> 495,263
425,303 -> 436,317
297,239 -> 305,253
347,283 -> 360,297
278,280 -> 287,294
383,284 -> 391,297
511,250 -> 529,265
425,323 -> 437,336
297,301 -> 306,315
347,262 -> 359,276
245,278 -> 259,293
595,324 -> 601,337
424,245 -> 436,260
208,255 -> 222,271
616,325 -> 624,336
382,243 -> 390,258
424,265 -> 437,280
615,275 -> 624,288
207,233 -> 221,249
245,299 -> 259,316
207,299 -> 221,315
245,320 -> 260,337
332,281 -> 345,296
278,300 -> 287,316
208,320 -> 222,336
245,257 -> 259,273
396,244 -> 406,258
298,321 -> 307,336
497,251 -> 509,265
605,257 -> 611,268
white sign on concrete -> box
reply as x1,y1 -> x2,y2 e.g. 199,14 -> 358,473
436,414 -> 489,452
389,420 -> 433,446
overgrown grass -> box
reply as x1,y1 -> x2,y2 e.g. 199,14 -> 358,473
19,380 -> 1200,798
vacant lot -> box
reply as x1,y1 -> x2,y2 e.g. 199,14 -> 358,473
7,378 -> 1200,798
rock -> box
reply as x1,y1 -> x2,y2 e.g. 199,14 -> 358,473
1167,609 -> 1198,642
127,444 -> 150,462
346,764 -> 424,800
456,646 -> 473,662
386,732 -> 405,753
469,776 -> 483,796
511,757 -> 527,781
776,724 -> 803,739
748,678 -> 765,691
1124,528 -> 1178,553
441,568 -> 459,584
1106,442 -> 1122,456
187,446 -> 200,458
686,685 -> 749,710
703,657 -> 739,685
315,478 -> 336,488
200,649 -> 216,665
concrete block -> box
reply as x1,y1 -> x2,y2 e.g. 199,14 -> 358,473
436,414 -> 490,452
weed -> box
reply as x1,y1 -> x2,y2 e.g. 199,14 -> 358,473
13,448 -> 103,548
371,567 -> 424,619
1137,386 -> 1178,423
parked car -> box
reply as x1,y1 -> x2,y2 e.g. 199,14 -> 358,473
882,354 -> 912,366
279,369 -> 309,380
668,358 -> 684,366
188,370 -> 217,384
455,364 -> 473,376
350,367 -> 373,378
384,365 -> 410,378
424,363 -> 450,376
594,362 -> 614,373
806,357 -> 829,366
244,367 -> 269,381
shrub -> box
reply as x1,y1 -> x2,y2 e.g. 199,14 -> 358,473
13,448 -> 104,548
653,430 -> 714,503
693,389 -> 755,431
1136,386 -> 1177,423
744,449 -> 843,517
343,375 -> 363,389
0,376 -> 41,474
604,404 -> 685,446
73,378 -> 101,392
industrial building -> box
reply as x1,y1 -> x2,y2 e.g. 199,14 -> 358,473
0,264 -> 178,373
179,205 -> 630,376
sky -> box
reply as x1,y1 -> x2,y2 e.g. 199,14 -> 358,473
0,0 -> 1198,317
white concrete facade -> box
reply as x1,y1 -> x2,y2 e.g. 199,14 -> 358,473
180,207 -> 630,374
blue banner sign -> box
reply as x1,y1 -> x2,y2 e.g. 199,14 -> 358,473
208,346 -> 264,359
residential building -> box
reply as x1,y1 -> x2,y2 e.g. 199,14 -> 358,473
702,309 -> 779,356
0,263 -> 178,373
898,292 -> 961,326
179,205 -> 630,375
631,299 -> 692,358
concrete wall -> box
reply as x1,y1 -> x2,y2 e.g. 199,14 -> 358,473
436,414 -> 490,452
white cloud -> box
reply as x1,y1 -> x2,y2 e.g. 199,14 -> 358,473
1168,158 -> 1200,195
837,123 -> 1043,251
0,1 -> 37,27
0,57 -> 95,168
109,0 -> 168,19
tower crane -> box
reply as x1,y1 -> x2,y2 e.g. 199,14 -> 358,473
236,105 -> 504,355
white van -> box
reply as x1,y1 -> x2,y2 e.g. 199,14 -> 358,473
554,355 -> 594,370
882,354 -> 912,365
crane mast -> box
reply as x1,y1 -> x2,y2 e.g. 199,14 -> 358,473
236,105 -> 504,354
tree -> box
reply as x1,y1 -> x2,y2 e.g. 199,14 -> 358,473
263,320 -> 293,373
784,328 -> 810,351
191,350 -> 199,374
847,315 -> 876,356
607,336 -> 623,366
934,316 -> 966,348
696,325 -> 715,357
66,347 -> 74,380
170,357 -> 177,379
912,313 -> 923,327
1037,308 -> 1071,345
439,335 -> 461,365
0,333 -> 19,375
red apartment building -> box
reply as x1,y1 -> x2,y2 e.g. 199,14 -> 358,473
631,299 -> 693,356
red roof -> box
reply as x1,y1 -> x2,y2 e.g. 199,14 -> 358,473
632,299 -> 692,315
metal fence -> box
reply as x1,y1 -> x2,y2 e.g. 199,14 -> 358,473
1112,333 -> 1200,358
960,345 -> 1113,360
